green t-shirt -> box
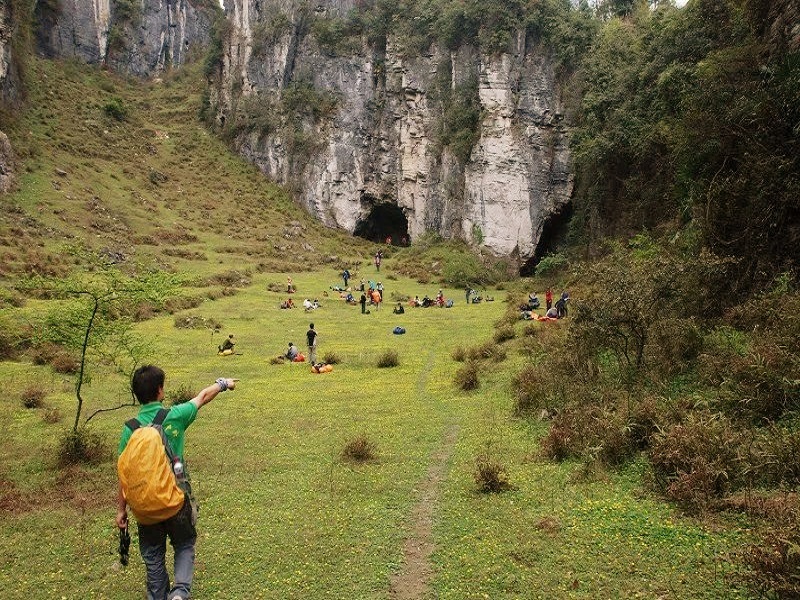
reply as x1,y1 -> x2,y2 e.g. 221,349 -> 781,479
117,401 -> 198,461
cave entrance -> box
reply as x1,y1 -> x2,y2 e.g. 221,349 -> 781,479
520,202 -> 573,276
353,201 -> 409,245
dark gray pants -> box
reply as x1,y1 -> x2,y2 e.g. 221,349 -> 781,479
138,499 -> 197,600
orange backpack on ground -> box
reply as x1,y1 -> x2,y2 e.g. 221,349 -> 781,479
118,409 -> 185,525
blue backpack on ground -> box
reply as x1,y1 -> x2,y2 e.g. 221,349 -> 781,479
393,326 -> 406,335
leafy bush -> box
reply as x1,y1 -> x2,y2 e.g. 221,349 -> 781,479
743,520 -> 800,599
376,350 -> 399,368
21,385 -> 46,409
322,351 -> 341,365
474,452 -> 510,493
466,341 -> 506,362
535,253 -> 568,276
451,346 -> 466,362
341,434 -> 376,462
512,365 -> 560,415
57,427 -> 107,466
649,413 -> 745,508
103,97 -> 128,121
165,384 -> 194,406
42,406 -> 62,424
454,361 -> 480,391
51,352 -> 79,374
493,325 -> 516,344
540,403 -> 636,467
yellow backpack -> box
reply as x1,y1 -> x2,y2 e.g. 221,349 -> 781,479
117,409 -> 185,525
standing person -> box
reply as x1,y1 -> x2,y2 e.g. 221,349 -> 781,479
287,276 -> 294,294
342,268 -> 350,289
374,250 -> 382,272
307,323 -> 319,363
116,366 -> 237,600
465,285 -> 472,304
376,281 -> 384,301
545,287 -> 553,311
555,293 -> 569,318
360,292 -> 367,314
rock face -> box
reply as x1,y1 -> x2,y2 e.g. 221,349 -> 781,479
0,0 -> 20,106
0,131 -> 14,193
36,0 -> 215,77
214,0 -> 572,262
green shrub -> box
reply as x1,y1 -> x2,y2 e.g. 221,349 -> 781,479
42,406 -> 62,424
103,97 -> 128,121
493,325 -> 516,344
341,434 -> 376,462
454,361 -> 480,391
21,385 -> 46,409
51,352 -> 79,374
451,346 -> 466,362
743,520 -> 800,599
376,350 -> 399,368
57,427 -> 107,466
474,452 -> 510,493
535,253 -> 568,276
322,351 -> 341,365
649,413 -> 745,508
165,384 -> 194,406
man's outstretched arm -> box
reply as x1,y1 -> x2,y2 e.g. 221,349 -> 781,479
191,378 -> 238,410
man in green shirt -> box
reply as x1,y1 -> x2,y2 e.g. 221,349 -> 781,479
116,365 -> 237,600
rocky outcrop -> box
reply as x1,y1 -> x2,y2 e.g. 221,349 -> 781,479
36,0 -> 216,78
767,0 -> 800,54
214,0 -> 572,262
0,131 -> 14,193
0,0 -> 21,106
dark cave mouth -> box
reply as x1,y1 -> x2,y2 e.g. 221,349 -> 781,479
521,202 -> 574,276
353,201 -> 409,245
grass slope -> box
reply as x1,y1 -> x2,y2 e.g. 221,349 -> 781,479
0,57 -> 365,283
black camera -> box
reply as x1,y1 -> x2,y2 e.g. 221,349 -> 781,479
118,525 -> 131,566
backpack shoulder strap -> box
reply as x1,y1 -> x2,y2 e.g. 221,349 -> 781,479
125,418 -> 140,431
152,408 -> 170,426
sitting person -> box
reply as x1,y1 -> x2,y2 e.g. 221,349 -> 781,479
312,298 -> 321,309
280,297 -> 295,309
303,298 -> 314,311
410,295 -> 421,307
393,302 -> 405,314
546,306 -> 559,319
286,342 -> 299,361
345,292 -> 356,304
218,334 -> 235,353
527,293 -> 540,310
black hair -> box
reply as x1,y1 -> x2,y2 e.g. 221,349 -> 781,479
309,323 -> 314,329
131,365 -> 165,404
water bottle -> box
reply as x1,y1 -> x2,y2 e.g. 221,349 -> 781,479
173,457 -> 184,480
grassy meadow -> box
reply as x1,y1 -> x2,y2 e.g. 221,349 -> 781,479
0,268 -> 751,599
0,57 -> 756,598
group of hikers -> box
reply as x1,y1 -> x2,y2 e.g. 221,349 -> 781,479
520,287 -> 570,320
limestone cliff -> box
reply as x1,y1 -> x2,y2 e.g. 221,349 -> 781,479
35,0 -> 216,77
212,0 -> 572,262
0,1 -> 19,193
0,0 -> 20,106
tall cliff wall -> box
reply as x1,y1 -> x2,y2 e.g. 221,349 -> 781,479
213,0 -> 572,262
0,1 -> 20,194
0,0 -> 21,105
35,0 -> 215,77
